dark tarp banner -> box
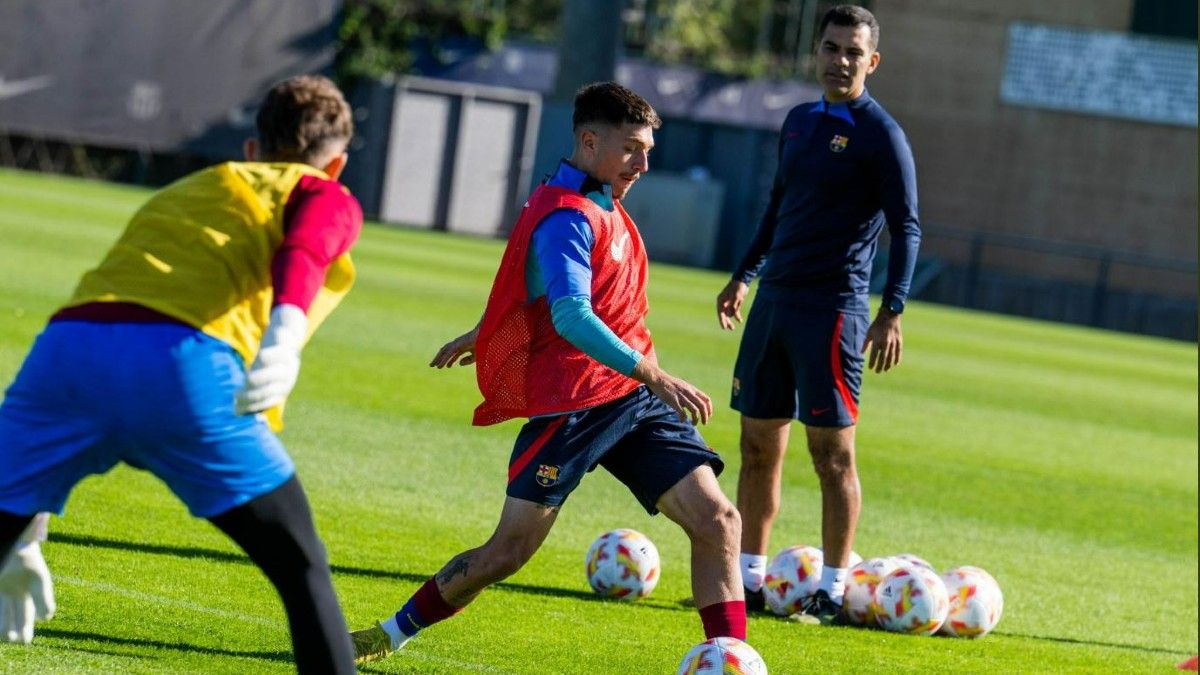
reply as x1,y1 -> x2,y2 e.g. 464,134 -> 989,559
0,0 -> 339,155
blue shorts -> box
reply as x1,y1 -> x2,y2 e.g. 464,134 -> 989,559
506,387 -> 723,514
730,297 -> 866,427
0,321 -> 294,518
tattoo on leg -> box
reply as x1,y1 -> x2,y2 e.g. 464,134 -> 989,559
437,554 -> 473,585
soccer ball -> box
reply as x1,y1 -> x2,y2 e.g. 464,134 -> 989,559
939,566 -> 1004,638
763,545 -> 823,616
584,528 -> 660,600
842,557 -> 899,626
891,553 -> 936,574
676,637 -> 767,675
874,565 -> 949,635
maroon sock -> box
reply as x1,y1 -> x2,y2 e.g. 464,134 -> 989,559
395,577 -> 462,636
698,600 -> 747,640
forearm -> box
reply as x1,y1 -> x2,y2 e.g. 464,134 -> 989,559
549,296 -> 643,375
883,224 -> 920,304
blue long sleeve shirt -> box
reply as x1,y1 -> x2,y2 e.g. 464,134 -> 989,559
733,90 -> 921,313
524,161 -> 643,375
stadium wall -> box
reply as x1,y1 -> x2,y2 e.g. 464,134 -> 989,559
867,0 -> 1197,286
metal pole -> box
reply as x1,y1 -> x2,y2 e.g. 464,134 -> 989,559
552,0 -> 622,100
964,236 -> 984,308
1091,255 -> 1112,327
531,0 -> 623,196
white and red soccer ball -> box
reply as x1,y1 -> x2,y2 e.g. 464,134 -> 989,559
676,637 -> 767,675
939,565 -> 1004,638
584,528 -> 660,600
842,557 -> 899,626
892,552 -> 936,574
763,545 -> 823,616
874,564 -> 950,635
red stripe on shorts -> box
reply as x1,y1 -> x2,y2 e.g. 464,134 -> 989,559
830,313 -> 859,423
507,416 -> 566,484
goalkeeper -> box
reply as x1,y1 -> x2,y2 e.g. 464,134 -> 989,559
0,75 -> 361,673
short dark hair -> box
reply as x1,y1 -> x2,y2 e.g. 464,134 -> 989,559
255,75 -> 353,165
818,4 -> 879,50
572,81 -> 661,131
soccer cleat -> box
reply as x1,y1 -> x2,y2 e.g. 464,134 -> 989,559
792,590 -> 848,626
350,622 -> 407,664
744,587 -> 766,614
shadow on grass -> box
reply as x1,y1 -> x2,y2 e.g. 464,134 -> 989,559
48,532 -> 688,612
36,627 -> 293,664
990,630 -> 1193,657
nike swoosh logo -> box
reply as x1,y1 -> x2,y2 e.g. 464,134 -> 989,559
610,232 -> 630,261
811,406 -> 832,416
0,75 -> 53,100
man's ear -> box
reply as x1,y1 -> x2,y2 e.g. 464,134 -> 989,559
243,138 -> 258,161
322,152 -> 349,180
579,127 -> 598,157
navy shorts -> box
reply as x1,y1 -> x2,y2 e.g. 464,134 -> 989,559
730,296 -> 867,427
0,321 -> 294,518
506,387 -> 724,514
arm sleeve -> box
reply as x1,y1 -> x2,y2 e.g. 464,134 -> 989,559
529,211 -> 644,376
271,175 -> 364,312
732,127 -> 787,284
879,124 -> 922,306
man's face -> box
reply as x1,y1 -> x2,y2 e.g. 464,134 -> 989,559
579,122 -> 654,199
814,23 -> 880,102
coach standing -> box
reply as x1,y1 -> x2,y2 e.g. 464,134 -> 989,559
715,4 -> 920,624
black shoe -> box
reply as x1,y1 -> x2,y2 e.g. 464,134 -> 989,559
794,590 -> 847,626
745,587 -> 765,613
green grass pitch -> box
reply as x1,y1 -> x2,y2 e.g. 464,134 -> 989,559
0,167 -> 1195,673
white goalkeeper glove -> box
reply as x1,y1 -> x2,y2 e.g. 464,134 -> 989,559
235,304 -> 309,415
1,514 -> 55,644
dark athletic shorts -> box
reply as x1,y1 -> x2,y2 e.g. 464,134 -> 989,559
730,295 -> 867,427
506,386 -> 723,514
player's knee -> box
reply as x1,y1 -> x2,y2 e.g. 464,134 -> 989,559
739,435 -> 784,470
714,502 -> 742,546
259,523 -> 331,583
811,451 -> 856,486
685,500 -> 741,549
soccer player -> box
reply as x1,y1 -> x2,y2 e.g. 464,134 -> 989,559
350,82 -> 746,664
715,5 -> 921,623
0,75 -> 362,672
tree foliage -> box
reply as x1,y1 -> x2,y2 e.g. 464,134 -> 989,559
335,0 -> 858,82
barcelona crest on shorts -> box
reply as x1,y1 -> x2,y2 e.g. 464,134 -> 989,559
829,135 -> 849,152
536,464 -> 560,487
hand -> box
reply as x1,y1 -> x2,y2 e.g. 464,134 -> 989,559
430,326 -> 480,368
0,542 -> 56,644
631,359 -> 713,425
236,304 -> 308,415
716,280 -> 749,330
862,308 -> 902,373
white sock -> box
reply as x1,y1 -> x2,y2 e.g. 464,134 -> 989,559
740,553 -> 769,592
380,616 -> 406,649
819,566 -> 848,604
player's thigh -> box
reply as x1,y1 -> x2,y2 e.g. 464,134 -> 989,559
731,297 -> 798,419
783,309 -> 866,428
119,328 -> 295,518
505,392 -> 639,509
0,323 -> 121,515
601,390 -> 724,515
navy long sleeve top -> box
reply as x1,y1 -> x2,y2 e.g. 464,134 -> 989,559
733,90 -> 921,313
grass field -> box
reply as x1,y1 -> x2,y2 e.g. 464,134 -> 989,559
0,167 -> 1196,673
